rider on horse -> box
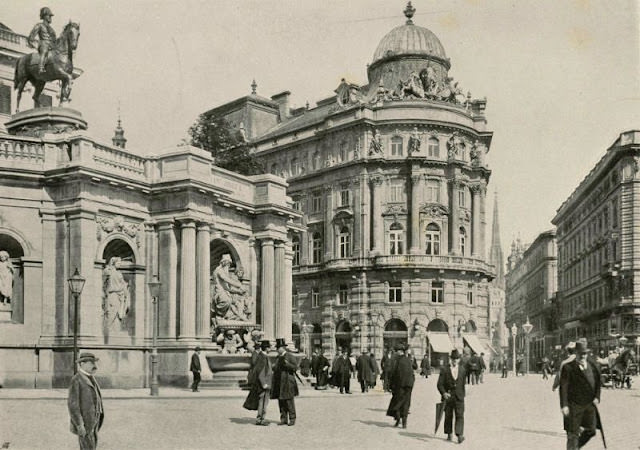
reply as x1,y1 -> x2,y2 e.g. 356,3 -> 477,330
28,7 -> 57,74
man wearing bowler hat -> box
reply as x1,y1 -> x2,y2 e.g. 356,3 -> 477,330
243,340 -> 273,425
190,346 -> 202,392
270,338 -> 299,426
559,340 -> 602,449
437,348 -> 467,444
68,352 -> 104,450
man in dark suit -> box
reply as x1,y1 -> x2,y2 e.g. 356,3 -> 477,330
386,344 -> 415,428
243,340 -> 273,425
437,349 -> 466,444
270,338 -> 299,426
190,346 -> 202,392
332,348 -> 353,394
68,352 -> 104,450
559,341 -> 601,449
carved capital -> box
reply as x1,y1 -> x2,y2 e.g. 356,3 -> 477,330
370,175 -> 384,187
411,174 -> 424,185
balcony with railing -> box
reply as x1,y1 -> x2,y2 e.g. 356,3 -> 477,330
374,254 -> 494,274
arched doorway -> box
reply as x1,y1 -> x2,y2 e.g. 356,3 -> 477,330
383,318 -> 408,352
0,233 -> 25,323
426,319 -> 451,368
335,319 -> 352,353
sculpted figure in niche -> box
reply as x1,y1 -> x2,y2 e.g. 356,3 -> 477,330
103,257 -> 130,326
408,127 -> 421,154
0,250 -> 14,305
216,329 -> 245,354
369,130 -> 383,156
212,254 -> 249,321
447,132 -> 464,159
470,140 -> 485,167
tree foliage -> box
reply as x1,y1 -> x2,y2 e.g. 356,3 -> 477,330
188,112 -> 264,176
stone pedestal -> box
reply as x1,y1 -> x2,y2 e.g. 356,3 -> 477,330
5,107 -> 88,137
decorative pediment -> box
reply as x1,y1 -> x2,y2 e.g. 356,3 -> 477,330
96,215 -> 142,247
419,203 -> 449,217
333,209 -> 354,223
383,204 -> 407,216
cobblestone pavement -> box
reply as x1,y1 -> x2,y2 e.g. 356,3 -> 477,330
1,373 -> 639,449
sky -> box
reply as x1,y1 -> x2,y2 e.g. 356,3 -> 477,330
3,0 -> 639,260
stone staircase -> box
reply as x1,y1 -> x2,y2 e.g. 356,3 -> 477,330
200,371 -> 249,390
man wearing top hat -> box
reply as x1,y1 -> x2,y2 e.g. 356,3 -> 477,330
385,344 -> 415,428
437,348 -> 467,444
559,340 -> 602,449
243,340 -> 273,425
190,346 -> 202,392
67,352 -> 104,450
270,338 -> 299,426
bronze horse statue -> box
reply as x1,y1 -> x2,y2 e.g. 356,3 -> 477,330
14,21 -> 81,112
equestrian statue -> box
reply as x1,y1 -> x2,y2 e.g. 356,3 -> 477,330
14,7 -> 81,112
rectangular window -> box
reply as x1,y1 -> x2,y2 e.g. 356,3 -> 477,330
431,281 -> 444,303
312,192 -> 322,213
0,85 -> 11,115
339,231 -> 351,258
339,142 -> 348,162
389,230 -> 404,255
389,181 -> 404,202
312,233 -> 323,264
292,291 -> 299,308
458,189 -> 466,207
467,284 -> 474,305
391,137 -> 403,156
612,199 -> 618,228
311,289 -> 320,308
340,188 -> 350,207
292,199 -> 301,211
426,180 -> 440,202
292,239 -> 300,266
338,285 -> 348,305
388,282 -> 402,303
428,139 -> 439,158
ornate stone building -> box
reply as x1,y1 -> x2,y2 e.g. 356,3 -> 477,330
552,130 -> 640,352
209,4 -> 496,364
505,230 -> 558,369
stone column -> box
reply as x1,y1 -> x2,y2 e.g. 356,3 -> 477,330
471,185 -> 481,258
179,221 -> 197,339
479,184 -> 487,260
410,174 -> 423,254
274,241 -> 287,340
324,186 -> 334,261
196,223 -> 211,338
449,180 -> 460,255
284,245 -> 294,346
361,170 -> 371,256
352,179 -> 361,257
158,221 -> 177,338
40,209 -> 57,336
261,239 -> 275,340
371,174 -> 384,255
300,229 -> 309,265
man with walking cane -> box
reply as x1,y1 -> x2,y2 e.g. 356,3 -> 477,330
437,348 -> 467,444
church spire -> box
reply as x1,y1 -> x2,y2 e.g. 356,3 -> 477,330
112,102 -> 127,149
489,190 -> 505,288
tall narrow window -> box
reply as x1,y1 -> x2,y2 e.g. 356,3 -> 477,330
428,137 -> 440,158
425,223 -> 441,255
311,288 -> 320,308
426,180 -> 440,202
338,284 -> 348,305
612,199 -> 618,228
339,142 -> 348,162
459,227 -> 467,255
389,181 -> 404,202
339,226 -> 351,258
340,187 -> 350,207
391,136 -> 403,156
292,236 -> 300,266
388,282 -> 402,303
312,192 -> 322,212
312,152 -> 321,171
312,232 -> 323,264
467,283 -> 474,305
458,189 -> 466,207
292,289 -> 299,308
291,158 -> 300,176
389,222 -> 404,255
431,281 -> 444,303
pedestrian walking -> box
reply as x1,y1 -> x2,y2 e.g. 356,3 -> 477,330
270,338 -> 299,426
243,340 -> 273,425
381,348 -> 395,392
190,346 -> 202,392
67,352 -> 104,450
469,353 -> 481,385
437,349 -> 467,444
420,353 -> 431,378
369,350 -> 380,389
349,352 -> 357,379
314,352 -> 330,390
541,356 -> 551,380
461,347 -> 472,384
299,353 -> 311,378
356,348 -> 376,393
479,353 -> 486,383
385,344 -> 415,428
501,355 -> 508,378
332,348 -> 353,394
559,341 -> 602,449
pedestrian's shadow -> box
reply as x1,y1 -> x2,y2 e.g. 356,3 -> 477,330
366,408 -> 387,412
229,417 -> 257,425
400,432 -> 448,442
354,419 -> 397,428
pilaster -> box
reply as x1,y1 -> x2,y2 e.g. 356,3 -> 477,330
196,223 -> 211,338
324,186 -> 334,261
158,221 -> 177,339
371,174 -> 384,255
260,239 -> 275,341
179,220 -> 197,339
410,173 -> 423,254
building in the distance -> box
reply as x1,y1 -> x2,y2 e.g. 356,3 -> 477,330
552,130 -> 640,352
505,230 -> 558,370
487,192 -> 508,356
209,3 -> 497,364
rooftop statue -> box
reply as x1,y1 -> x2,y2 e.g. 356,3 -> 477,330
14,7 -> 81,111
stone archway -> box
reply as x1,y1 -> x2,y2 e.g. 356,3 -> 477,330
101,238 -> 136,334
335,319 -> 352,352
383,318 -> 408,351
0,233 -> 25,323
210,238 -> 242,270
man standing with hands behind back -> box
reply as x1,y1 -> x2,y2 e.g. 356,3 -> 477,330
437,349 -> 467,444
68,352 -> 104,450
559,340 -> 601,449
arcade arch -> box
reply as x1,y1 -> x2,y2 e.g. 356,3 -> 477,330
335,319 -> 352,352
383,318 -> 408,351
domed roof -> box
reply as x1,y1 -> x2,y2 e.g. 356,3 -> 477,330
372,3 -> 447,64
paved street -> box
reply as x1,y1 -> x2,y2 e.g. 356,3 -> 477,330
1,373 -> 639,450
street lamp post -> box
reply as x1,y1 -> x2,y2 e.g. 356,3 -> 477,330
511,323 -> 518,375
67,268 -> 86,374
147,275 -> 161,396
522,317 -> 534,375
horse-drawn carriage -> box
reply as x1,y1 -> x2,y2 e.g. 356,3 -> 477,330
598,349 -> 635,389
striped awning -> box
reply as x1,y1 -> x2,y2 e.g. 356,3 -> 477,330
463,335 -> 487,355
427,332 -> 453,353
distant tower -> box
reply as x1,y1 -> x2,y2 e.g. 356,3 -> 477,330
489,191 -> 505,288
112,104 -> 127,149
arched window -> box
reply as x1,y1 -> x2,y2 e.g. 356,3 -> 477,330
389,222 -> 404,255
428,137 -> 440,158
312,232 -> 323,264
391,136 -> 403,156
292,235 -> 300,266
339,226 -> 351,258
427,319 -> 449,332
459,227 -> 467,255
426,223 -> 441,255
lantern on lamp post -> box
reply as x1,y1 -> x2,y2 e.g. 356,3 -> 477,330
147,275 -> 161,396
67,268 -> 86,374
511,323 -> 518,375
522,317 -> 534,375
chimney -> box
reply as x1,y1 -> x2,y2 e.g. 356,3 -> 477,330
271,91 -> 291,121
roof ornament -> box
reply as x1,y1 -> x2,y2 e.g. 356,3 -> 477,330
404,1 -> 416,25
251,79 -> 257,95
